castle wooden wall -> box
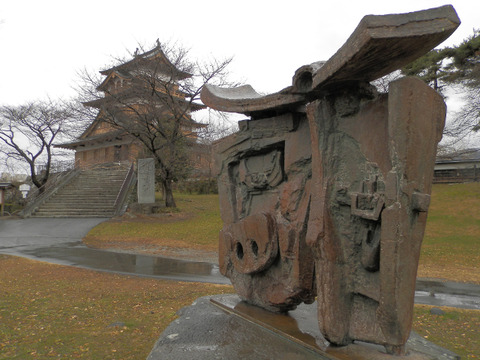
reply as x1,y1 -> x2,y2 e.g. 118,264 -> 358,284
75,143 -> 141,168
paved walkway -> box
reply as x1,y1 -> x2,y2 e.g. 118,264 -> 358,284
0,217 -> 227,284
0,218 -> 107,250
1,218 -> 479,309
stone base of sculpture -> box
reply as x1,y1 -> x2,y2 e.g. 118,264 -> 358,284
147,294 -> 460,360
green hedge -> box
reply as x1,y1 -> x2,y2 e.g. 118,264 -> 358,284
175,179 -> 218,195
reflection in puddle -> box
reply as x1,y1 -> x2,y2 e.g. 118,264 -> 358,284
9,243 -> 480,309
414,291 -> 480,310
21,243 -> 229,284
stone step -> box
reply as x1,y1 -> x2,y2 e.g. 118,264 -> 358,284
78,172 -> 126,175
54,189 -> 122,194
61,188 -> 123,192
43,194 -> 117,204
64,180 -> 124,185
70,175 -> 124,178
43,200 -> 117,205
35,205 -> 116,211
53,191 -> 120,197
62,183 -> 122,186
73,176 -> 125,183
30,163 -> 132,218
69,178 -> 125,183
68,184 -> 124,187
32,213 -> 114,218
39,204 -> 116,210
35,211 -> 115,216
45,195 -> 118,200
34,210 -> 115,216
40,200 -> 115,204
65,180 -> 125,185
56,188 -> 121,192
40,199 -> 115,203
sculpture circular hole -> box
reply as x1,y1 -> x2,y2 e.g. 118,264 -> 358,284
250,240 -> 258,257
295,72 -> 313,92
235,242 -> 244,260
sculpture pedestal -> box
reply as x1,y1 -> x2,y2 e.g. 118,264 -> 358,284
147,294 -> 459,360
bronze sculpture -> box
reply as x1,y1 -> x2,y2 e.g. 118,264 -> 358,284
201,5 -> 460,355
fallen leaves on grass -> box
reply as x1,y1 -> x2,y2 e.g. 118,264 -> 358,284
420,183 -> 480,284
0,255 -> 233,359
413,304 -> 480,359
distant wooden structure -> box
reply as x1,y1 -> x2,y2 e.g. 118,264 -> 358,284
434,148 -> 480,183
58,43 -> 209,172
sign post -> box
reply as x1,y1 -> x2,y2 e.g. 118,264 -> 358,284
0,182 -> 13,216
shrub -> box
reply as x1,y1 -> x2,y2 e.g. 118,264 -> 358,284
175,178 -> 218,195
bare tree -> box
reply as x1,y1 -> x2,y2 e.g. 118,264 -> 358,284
441,85 -> 480,142
370,70 -> 403,93
76,40 -> 236,207
435,31 -> 480,143
0,100 -> 79,190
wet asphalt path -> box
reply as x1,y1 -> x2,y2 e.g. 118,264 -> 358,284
0,218 -> 479,308
0,217 -> 227,284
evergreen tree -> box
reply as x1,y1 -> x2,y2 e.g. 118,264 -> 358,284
402,30 -> 480,136
402,48 -> 452,92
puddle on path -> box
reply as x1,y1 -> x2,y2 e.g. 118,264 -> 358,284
4,243 -> 480,309
414,290 -> 480,310
19,242 -> 230,285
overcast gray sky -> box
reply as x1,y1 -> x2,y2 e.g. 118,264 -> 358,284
1,1 -> 478,106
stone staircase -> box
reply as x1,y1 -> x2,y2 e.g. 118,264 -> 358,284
31,164 -> 132,218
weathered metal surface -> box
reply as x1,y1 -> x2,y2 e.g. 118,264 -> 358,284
306,77 -> 445,354
307,5 -> 461,92
202,5 -> 459,119
203,5 -> 459,356
216,113 -> 316,312
200,84 -> 306,118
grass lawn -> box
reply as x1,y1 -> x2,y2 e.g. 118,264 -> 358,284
3,183 -> 479,358
413,304 -> 480,359
0,255 -> 233,359
418,182 -> 480,283
1,255 -> 479,359
84,193 -> 222,253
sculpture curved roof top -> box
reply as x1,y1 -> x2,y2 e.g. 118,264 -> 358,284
201,5 -> 460,119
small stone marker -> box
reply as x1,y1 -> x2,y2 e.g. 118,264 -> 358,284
137,158 -> 155,204
19,184 -> 31,198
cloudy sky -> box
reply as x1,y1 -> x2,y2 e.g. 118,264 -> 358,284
0,1 -> 478,107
